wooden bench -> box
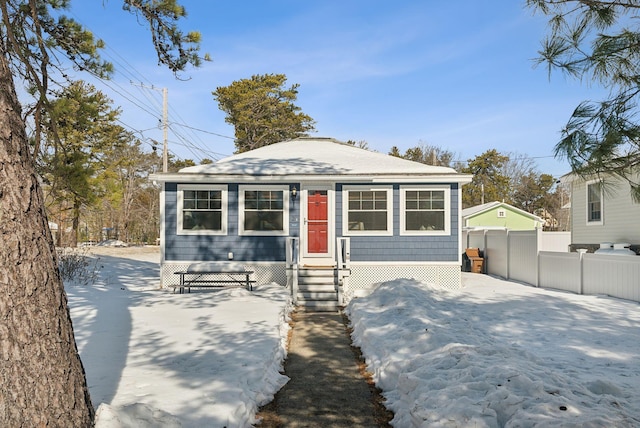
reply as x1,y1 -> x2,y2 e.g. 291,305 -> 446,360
173,269 -> 255,294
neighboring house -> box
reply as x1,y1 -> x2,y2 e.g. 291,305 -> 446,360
151,137 -> 472,308
563,171 -> 640,254
461,201 -> 544,231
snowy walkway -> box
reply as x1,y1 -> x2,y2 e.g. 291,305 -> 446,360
259,311 -> 386,427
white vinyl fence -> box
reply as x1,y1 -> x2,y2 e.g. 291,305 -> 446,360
464,229 -> 640,303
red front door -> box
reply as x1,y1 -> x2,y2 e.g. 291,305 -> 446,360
307,190 -> 328,254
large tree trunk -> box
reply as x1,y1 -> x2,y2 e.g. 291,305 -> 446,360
0,49 -> 94,425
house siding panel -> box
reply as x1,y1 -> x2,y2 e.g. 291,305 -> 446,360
572,174 -> 640,245
336,183 -> 460,262
164,182 -> 299,262
165,181 -> 459,264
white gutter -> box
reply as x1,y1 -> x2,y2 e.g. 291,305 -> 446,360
150,173 -> 473,184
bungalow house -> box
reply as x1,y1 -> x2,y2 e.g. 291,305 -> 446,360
562,171 -> 640,254
151,138 -> 473,309
461,201 -> 544,231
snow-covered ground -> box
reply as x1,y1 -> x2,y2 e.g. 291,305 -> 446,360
346,275 -> 640,427
65,248 -> 640,427
65,248 -> 292,427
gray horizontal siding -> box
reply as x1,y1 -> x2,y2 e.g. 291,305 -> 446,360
164,182 -> 299,262
164,181 -> 460,263
165,234 -> 289,261
336,183 -> 461,262
571,175 -> 640,245
348,237 -> 459,262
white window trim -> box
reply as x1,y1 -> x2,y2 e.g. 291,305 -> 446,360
400,185 -> 451,236
497,209 -> 506,218
586,179 -> 604,226
177,184 -> 228,235
238,185 -> 289,236
342,185 -> 393,236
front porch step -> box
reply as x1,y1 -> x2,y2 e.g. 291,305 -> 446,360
297,283 -> 336,292
298,291 -> 337,300
298,299 -> 340,312
298,270 -> 336,281
295,267 -> 340,312
298,275 -> 336,285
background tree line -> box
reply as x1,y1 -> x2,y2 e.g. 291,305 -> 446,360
389,144 -> 569,230
36,81 -> 166,246
37,74 -> 570,250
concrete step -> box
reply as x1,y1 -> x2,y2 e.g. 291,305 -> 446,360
298,291 -> 338,300
298,268 -> 335,276
298,271 -> 336,279
300,300 -> 340,312
298,275 -> 337,286
297,283 -> 336,292
295,267 -> 339,311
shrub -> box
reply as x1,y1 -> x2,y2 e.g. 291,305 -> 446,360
57,248 -> 102,286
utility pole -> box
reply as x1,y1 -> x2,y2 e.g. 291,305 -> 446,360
131,82 -> 169,172
162,87 -> 168,172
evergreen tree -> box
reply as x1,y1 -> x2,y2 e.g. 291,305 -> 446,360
462,149 -> 511,207
213,73 -> 316,153
41,81 -> 130,247
168,155 -> 196,172
528,0 -> 640,201
0,1 -> 203,425
512,172 -> 556,214
97,139 -> 159,243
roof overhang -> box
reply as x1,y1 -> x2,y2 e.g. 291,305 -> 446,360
150,172 -> 474,185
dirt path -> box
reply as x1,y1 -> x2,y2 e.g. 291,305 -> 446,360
257,311 -> 392,427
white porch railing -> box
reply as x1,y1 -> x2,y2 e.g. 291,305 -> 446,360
285,237 -> 299,305
336,237 -> 351,306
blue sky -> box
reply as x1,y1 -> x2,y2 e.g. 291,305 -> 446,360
66,1 -> 608,178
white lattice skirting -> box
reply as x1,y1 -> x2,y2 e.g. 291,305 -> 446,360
343,264 -> 461,303
160,261 -> 287,289
161,261 -> 460,304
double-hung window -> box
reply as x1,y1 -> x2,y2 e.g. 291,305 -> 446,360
400,186 -> 450,235
239,186 -> 289,235
177,184 -> 227,235
343,186 -> 393,235
586,180 -> 603,225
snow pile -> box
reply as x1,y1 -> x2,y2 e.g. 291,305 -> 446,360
67,249 -> 640,427
66,249 -> 292,428
346,276 -> 640,427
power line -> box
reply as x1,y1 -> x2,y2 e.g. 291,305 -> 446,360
172,122 -> 235,139
165,98 -> 226,161
67,8 -> 228,164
